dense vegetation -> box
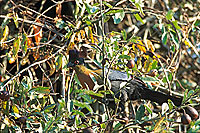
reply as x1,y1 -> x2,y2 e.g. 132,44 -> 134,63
0,0 -> 200,132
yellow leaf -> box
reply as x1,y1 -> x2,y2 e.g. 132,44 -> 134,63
88,26 -> 94,43
146,40 -> 155,52
154,116 -> 165,132
135,40 -> 146,53
1,25 -> 9,43
184,40 -> 191,47
12,105 -> 19,114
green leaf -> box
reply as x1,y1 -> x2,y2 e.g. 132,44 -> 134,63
112,10 -> 125,24
194,20 -> 200,26
72,110 -> 86,117
168,99 -> 174,110
151,60 -> 158,69
55,54 -> 62,71
103,1 -> 113,8
104,16 -> 110,23
161,32 -> 168,45
13,38 -> 20,57
182,89 -> 188,103
118,55 -> 131,60
171,45 -> 175,52
73,100 -> 93,112
21,33 -> 28,54
82,90 -> 104,98
134,13 -> 144,24
144,104 -> 152,114
121,29 -> 127,40
113,122 -> 123,131
170,31 -> 179,49
136,104 -> 145,121
187,90 -> 194,98
31,86 -> 50,94
135,2 -> 144,15
13,13 -> 19,28
172,20 -> 181,30
43,104 -> 56,113
166,10 -> 174,20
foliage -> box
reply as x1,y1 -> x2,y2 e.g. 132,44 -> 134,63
0,0 -> 200,132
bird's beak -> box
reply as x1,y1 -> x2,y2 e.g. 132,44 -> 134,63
67,62 -> 75,68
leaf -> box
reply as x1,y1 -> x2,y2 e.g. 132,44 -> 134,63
1,25 -> 9,44
135,40 -> 146,53
166,10 -> 174,20
182,89 -> 188,103
194,20 -> 200,26
154,116 -> 165,132
31,86 -> 50,94
161,32 -> 168,45
73,100 -> 93,112
88,26 -> 94,43
135,2 -> 144,15
118,55 -> 131,60
151,60 -> 158,69
168,99 -> 174,111
82,90 -> 104,98
13,38 -> 20,58
172,20 -> 181,30
21,33 -> 28,54
144,104 -> 152,114
12,105 -> 19,114
121,29 -> 127,40
103,1 -> 113,8
55,54 -> 62,71
43,104 -> 56,113
170,31 -> 179,49
135,104 -> 145,121
33,20 -> 42,46
134,13 -> 144,24
13,13 -> 19,28
112,10 -> 125,24
72,110 -> 86,117
113,122 -> 123,131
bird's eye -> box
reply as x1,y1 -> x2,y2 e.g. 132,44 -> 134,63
75,60 -> 79,64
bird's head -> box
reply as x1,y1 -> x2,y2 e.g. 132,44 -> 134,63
67,49 -> 85,68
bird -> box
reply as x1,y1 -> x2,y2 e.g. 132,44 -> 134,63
67,49 -> 183,107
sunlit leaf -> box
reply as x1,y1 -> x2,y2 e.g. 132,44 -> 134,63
13,13 -> 19,28
72,110 -> 86,117
121,29 -> 127,40
166,10 -> 174,20
1,25 -> 9,43
161,32 -> 168,45
172,20 -> 181,30
154,116 -> 165,132
144,104 -> 152,114
12,105 -> 19,114
31,86 -> 50,94
13,38 -> 20,58
43,104 -> 56,113
134,13 -> 144,24
21,33 -> 28,54
55,54 -> 62,71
